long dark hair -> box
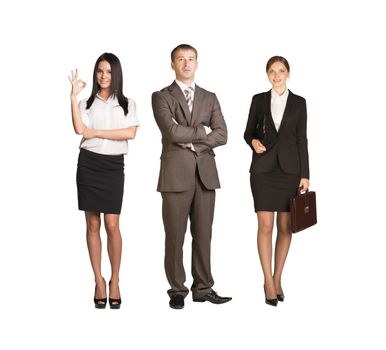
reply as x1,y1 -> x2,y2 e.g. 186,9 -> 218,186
86,53 -> 128,115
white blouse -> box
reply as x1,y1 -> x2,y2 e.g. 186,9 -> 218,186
78,94 -> 140,155
271,89 -> 289,131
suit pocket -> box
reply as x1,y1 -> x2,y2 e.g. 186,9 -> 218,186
158,152 -> 196,192
197,153 -> 220,189
160,150 -> 181,159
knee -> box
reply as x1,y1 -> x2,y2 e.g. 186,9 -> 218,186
277,225 -> 292,235
277,221 -> 292,235
258,223 -> 274,235
87,220 -> 101,236
105,221 -> 120,237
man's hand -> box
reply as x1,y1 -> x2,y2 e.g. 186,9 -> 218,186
177,143 -> 192,149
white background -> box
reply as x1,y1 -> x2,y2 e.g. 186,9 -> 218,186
1,0 -> 385,348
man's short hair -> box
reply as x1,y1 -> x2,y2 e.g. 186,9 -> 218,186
171,44 -> 198,62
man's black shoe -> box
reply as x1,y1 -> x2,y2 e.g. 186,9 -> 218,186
193,290 -> 232,304
169,294 -> 184,309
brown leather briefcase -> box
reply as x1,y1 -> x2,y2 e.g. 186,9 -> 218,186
290,189 -> 317,233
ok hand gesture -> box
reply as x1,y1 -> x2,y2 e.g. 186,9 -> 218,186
68,69 -> 86,97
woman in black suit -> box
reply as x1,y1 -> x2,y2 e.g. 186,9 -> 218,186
244,56 -> 310,306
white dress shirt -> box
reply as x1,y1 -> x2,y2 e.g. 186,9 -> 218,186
271,89 -> 289,131
79,94 -> 140,155
175,80 -> 196,103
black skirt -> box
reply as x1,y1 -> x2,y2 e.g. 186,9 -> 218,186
250,157 -> 300,213
76,148 -> 124,214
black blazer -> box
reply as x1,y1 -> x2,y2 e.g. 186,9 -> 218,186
244,90 -> 309,178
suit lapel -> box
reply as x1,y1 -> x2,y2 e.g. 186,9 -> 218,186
168,81 -> 191,125
191,84 -> 203,124
264,90 -> 277,134
277,90 -> 294,134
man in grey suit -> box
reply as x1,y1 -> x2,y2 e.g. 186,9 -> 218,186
152,44 -> 232,309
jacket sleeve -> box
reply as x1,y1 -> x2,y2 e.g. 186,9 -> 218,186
244,95 -> 258,152
152,91 -> 206,144
297,98 -> 310,179
192,94 -> 228,155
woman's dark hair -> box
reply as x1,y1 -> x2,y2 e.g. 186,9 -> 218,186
86,52 -> 128,115
266,56 -> 290,73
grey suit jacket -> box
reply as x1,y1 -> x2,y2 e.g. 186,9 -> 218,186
152,81 -> 227,192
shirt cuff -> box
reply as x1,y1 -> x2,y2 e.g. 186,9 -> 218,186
203,126 -> 211,135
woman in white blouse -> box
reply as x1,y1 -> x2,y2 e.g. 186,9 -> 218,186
69,53 -> 139,309
244,56 -> 310,306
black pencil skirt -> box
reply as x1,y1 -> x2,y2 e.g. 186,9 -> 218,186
250,158 -> 300,213
76,148 -> 124,214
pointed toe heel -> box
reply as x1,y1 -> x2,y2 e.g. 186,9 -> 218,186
263,285 -> 278,307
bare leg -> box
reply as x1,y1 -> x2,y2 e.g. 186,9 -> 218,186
273,212 -> 292,295
104,214 -> 122,300
85,211 -> 106,300
257,211 -> 276,299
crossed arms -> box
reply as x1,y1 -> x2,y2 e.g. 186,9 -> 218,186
70,95 -> 137,140
151,91 -> 227,155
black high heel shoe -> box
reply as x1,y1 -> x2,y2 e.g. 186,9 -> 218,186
109,297 -> 122,309
277,293 -> 285,302
94,279 -> 107,309
264,285 -> 278,307
109,280 -> 122,309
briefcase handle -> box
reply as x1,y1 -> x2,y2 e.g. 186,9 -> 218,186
297,188 -> 309,196
296,188 -> 314,207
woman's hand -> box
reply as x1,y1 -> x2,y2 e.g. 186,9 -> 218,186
83,128 -> 95,139
299,178 -> 310,192
68,69 -> 86,97
252,139 -> 266,153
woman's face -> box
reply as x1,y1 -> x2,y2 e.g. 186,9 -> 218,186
96,60 -> 112,90
267,61 -> 289,90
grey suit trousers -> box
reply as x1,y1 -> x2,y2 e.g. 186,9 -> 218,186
161,172 -> 215,299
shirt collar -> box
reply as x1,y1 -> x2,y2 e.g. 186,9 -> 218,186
271,88 -> 289,102
175,80 -> 195,93
95,93 -> 119,105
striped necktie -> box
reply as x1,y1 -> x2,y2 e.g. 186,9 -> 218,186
184,86 -> 194,112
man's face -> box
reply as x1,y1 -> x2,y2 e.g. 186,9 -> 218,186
171,49 -> 198,83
